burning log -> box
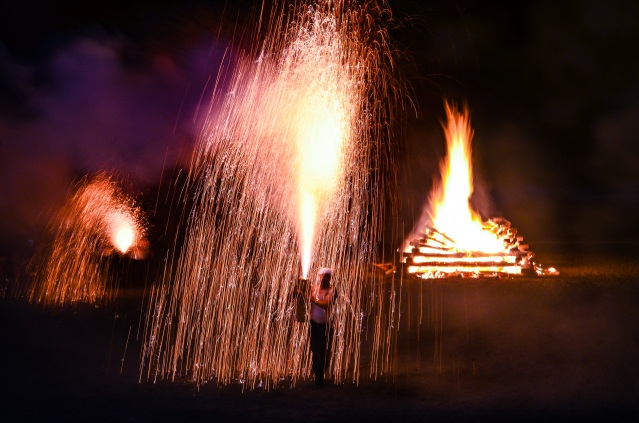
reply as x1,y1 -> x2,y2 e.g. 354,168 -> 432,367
402,218 -> 558,279
373,262 -> 396,275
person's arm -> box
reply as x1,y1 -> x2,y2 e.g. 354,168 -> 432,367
311,289 -> 332,309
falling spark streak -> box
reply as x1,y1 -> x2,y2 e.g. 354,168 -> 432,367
29,173 -> 147,306
142,0 -> 401,389
121,326 -> 132,374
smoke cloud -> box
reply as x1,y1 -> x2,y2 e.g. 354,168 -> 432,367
0,31 -> 224,249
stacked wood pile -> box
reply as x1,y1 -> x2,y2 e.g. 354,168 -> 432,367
402,218 -> 538,279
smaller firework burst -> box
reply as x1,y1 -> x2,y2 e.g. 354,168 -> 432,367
29,172 -> 147,306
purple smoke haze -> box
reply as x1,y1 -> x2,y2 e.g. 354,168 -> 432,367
0,31 -> 225,248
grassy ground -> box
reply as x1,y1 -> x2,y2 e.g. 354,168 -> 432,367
1,245 -> 638,422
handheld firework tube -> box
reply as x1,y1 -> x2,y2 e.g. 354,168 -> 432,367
296,278 -> 308,322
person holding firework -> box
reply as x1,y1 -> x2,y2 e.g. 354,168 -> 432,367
309,267 -> 333,386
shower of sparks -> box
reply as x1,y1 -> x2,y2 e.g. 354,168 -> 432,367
142,0 -> 400,389
29,172 -> 147,306
403,102 -> 559,278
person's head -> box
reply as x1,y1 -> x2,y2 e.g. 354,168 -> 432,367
318,267 -> 332,288
320,272 -> 331,288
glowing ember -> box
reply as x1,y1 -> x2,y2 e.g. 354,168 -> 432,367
29,173 -> 147,306
403,102 -> 558,278
141,0 -> 399,389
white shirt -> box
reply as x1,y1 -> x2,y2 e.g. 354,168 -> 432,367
310,284 -> 332,324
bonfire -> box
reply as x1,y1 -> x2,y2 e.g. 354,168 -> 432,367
402,103 -> 558,279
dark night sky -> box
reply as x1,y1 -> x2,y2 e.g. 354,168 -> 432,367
1,0 -> 638,255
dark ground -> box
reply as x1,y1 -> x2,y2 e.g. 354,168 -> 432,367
1,243 -> 639,422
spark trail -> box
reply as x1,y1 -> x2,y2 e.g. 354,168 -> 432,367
142,0 -> 401,389
29,172 -> 147,306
